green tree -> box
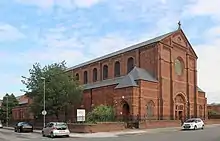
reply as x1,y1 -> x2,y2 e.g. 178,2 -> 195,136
21,61 -> 83,121
1,93 -> 18,122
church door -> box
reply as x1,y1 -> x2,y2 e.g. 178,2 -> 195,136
175,95 -> 185,120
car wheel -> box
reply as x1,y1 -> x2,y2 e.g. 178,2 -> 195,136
65,135 -> 70,138
201,125 -> 204,130
194,125 -> 197,130
50,132 -> 54,138
42,131 -> 45,137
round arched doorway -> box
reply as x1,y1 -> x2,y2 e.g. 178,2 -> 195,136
122,101 -> 130,121
174,94 -> 186,120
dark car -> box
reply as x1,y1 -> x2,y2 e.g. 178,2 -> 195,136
14,122 -> 33,133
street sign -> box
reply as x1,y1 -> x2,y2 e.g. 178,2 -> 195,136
42,110 -> 47,116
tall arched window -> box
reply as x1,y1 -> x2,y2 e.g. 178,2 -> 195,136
127,57 -> 134,73
114,61 -> 120,77
75,73 -> 79,80
103,65 -> 108,80
146,100 -> 155,119
93,68 -> 98,82
174,57 -> 184,76
83,71 -> 88,84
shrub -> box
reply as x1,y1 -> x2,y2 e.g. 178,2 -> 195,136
86,105 -> 115,123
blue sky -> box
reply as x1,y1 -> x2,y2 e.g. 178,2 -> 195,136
0,0 -> 219,103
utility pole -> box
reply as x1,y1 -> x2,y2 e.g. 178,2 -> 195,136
40,77 -> 47,127
6,95 -> 8,127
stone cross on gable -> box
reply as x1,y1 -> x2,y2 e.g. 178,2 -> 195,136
178,21 -> 181,29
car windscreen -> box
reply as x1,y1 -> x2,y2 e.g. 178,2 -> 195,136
55,123 -> 67,127
185,119 -> 196,123
21,122 -> 32,126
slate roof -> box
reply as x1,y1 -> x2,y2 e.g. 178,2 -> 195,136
83,67 -> 157,90
115,74 -> 138,89
128,67 -> 157,82
66,30 -> 176,71
83,76 -> 123,90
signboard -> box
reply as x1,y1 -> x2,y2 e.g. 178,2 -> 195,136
77,109 -> 85,122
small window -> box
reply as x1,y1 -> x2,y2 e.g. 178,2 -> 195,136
75,73 -> 79,80
127,57 -> 134,73
93,68 -> 98,82
83,71 -> 88,84
114,61 -> 120,77
103,65 -> 108,80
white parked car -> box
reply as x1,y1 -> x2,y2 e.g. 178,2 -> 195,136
182,118 -> 204,130
0,122 -> 3,128
42,122 -> 70,138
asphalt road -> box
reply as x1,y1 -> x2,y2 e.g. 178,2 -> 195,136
87,125 -> 220,141
1,125 -> 220,141
0,129 -> 73,141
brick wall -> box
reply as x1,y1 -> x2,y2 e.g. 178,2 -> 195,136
68,122 -> 126,133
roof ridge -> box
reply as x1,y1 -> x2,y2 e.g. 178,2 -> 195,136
67,30 -> 177,71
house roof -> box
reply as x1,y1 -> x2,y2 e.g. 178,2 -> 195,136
83,67 -> 157,90
67,30 -> 176,71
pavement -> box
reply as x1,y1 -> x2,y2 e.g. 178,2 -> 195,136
1,124 -> 220,141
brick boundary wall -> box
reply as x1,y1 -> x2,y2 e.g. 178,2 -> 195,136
8,119 -> 220,133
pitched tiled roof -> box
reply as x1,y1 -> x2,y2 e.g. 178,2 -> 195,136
67,30 -> 176,71
115,74 -> 138,89
128,67 -> 157,82
83,76 -> 123,90
83,67 -> 157,90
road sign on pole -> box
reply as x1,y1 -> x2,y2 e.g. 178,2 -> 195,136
42,110 -> 47,116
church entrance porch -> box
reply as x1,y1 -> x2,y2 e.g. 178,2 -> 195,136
174,94 -> 186,120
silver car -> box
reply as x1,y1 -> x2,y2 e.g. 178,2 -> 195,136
42,122 -> 70,138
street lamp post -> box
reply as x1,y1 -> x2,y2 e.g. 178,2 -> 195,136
6,95 -> 8,127
40,77 -> 46,127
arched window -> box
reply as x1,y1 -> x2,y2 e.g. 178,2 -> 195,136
146,100 -> 155,119
75,73 -> 79,80
114,61 -> 120,77
174,57 -> 184,76
83,71 -> 88,84
103,65 -> 108,80
93,68 -> 98,82
127,57 -> 134,73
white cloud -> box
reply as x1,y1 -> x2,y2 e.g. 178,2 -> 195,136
86,34 -> 134,57
205,26 -> 220,39
183,0 -> 220,20
194,30 -> 220,103
0,24 -> 25,42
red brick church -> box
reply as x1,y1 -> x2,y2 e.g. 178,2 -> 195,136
67,24 -> 207,121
